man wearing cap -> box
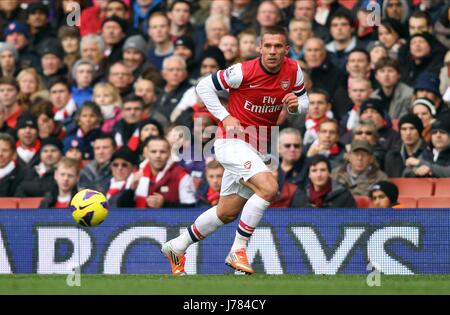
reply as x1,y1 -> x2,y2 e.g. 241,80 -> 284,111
404,119 -> 450,178
101,16 -> 127,64
384,114 -> 427,177
0,77 -> 22,131
26,2 -> 55,53
0,0 -> 27,37
331,139 -> 388,196
38,40 -> 68,87
15,111 -> 41,169
0,132 -> 25,197
105,146 -> 139,207
122,35 -> 148,79
174,35 -> 196,74
4,20 -> 40,69
369,181 -> 403,208
15,137 -> 63,197
413,72 -> 448,120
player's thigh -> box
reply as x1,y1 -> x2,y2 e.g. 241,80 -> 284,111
216,193 -> 248,223
242,171 -> 279,201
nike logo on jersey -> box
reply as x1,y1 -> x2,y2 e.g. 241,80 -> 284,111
249,84 -> 261,88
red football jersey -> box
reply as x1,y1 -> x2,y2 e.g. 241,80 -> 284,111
211,57 -> 306,152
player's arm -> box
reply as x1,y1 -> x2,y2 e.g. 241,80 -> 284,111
283,64 -> 309,114
196,64 -> 244,131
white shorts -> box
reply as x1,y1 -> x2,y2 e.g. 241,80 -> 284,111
214,138 -> 270,199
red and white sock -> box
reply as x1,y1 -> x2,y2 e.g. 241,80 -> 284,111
231,194 -> 270,252
170,206 -> 224,254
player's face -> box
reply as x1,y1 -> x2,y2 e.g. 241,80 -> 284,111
371,190 -> 391,208
259,34 -> 289,72
309,162 -> 330,190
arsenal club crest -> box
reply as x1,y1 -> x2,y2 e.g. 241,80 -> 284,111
280,80 -> 290,90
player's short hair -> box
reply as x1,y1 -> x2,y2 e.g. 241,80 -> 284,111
205,160 -> 224,171
308,88 -> 330,103
374,57 -> 400,73
261,25 -> 289,45
56,157 -> 81,175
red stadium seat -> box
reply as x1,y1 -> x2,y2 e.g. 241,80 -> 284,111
354,195 -> 372,208
18,197 -> 44,209
434,178 -> 450,197
417,197 -> 450,208
397,196 -> 417,208
389,178 -> 434,197
0,198 -> 19,209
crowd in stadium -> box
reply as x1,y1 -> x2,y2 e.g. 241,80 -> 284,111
0,0 -> 449,209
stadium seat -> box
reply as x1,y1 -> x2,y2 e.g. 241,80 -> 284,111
389,178 -> 434,197
18,197 -> 44,209
354,195 -> 372,208
417,197 -> 450,208
0,198 -> 19,209
397,196 -> 417,208
434,178 -> 450,197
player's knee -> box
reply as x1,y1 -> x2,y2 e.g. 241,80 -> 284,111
217,212 -> 238,224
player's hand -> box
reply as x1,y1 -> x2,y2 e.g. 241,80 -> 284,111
146,193 -> 165,208
130,170 -> 143,191
222,115 -> 244,135
282,92 -> 298,113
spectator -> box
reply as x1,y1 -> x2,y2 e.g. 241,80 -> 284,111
303,88 -> 333,146
71,59 -> 94,107
404,119 -> 450,178
413,72 -> 448,120
384,114 -> 426,178
101,16 -> 127,65
168,0 -> 194,39
331,139 -> 388,196
15,111 -> 41,168
4,20 -> 40,70
132,0 -> 164,35
369,181 -> 404,208
200,14 -> 230,57
16,67 -> 44,107
0,132 -> 25,197
0,42 -> 18,78
347,120 -> 386,171
354,4 -> 378,49
15,137 -> 63,197
133,136 -> 197,208
107,61 -> 134,98
147,12 -> 174,72
79,133 -> 115,193
340,78 -> 373,133
238,29 -> 258,60
63,102 -> 103,160
105,0 -> 129,20
0,1 -> 27,39
440,51 -> 450,100
133,77 -> 168,129
30,99 -> 65,141
58,25 -> 81,73
49,77 -> 77,132
218,34 -> 240,67
278,128 -> 307,187
231,0 -> 259,34
191,46 -> 226,82
269,166 -> 299,208
291,154 -> 356,208
79,0 -> 108,37
92,82 -> 122,133
377,18 -> 407,61
400,33 -> 445,86
381,0 -> 410,24
0,76 -> 22,130
305,118 -> 345,169
137,117 -> 164,156
366,41 -> 388,72
40,157 -> 80,208
254,0 -> 282,36
80,35 -> 107,84
106,145 -> 139,207
196,160 -> 224,207
173,35 -> 196,75
325,10 -> 360,71
288,17 -> 313,61
122,35 -> 148,79
38,40 -> 67,88
113,94 -> 146,150
26,2 -> 56,53
434,4 -> 450,50
372,57 -> 413,120
156,55 -> 192,120
409,10 -> 433,35
293,0 -> 329,42
411,98 -> 437,143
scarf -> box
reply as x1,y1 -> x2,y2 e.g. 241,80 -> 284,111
206,186 -> 220,206
134,159 -> 174,208
54,98 -> 77,122
0,161 -> 16,179
433,148 -> 440,163
106,174 -> 133,200
35,162 -> 48,178
308,179 -> 332,208
54,195 -> 71,208
16,139 -> 41,163
304,111 -> 334,145
101,104 -> 118,120
310,139 -> 340,156
346,106 -> 360,131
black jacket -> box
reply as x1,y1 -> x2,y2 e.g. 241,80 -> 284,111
156,80 -> 192,120
39,184 -> 78,208
14,165 -> 56,197
0,163 -> 26,197
291,180 -> 356,208
384,140 -> 428,178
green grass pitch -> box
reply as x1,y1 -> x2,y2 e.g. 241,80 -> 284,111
1,275 -> 450,295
